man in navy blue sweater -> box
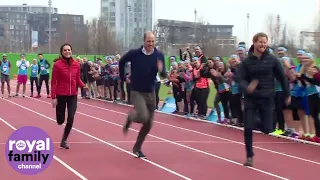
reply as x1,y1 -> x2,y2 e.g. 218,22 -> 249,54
119,31 -> 167,159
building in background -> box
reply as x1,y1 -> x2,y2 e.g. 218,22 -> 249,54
155,19 -> 236,56
100,0 -> 153,49
0,4 -> 84,53
156,19 -> 235,45
0,4 -> 58,52
28,13 -> 84,47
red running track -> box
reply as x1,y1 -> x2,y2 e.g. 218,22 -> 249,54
0,84 -> 319,180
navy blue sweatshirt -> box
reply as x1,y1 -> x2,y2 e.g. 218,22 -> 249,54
119,47 -> 167,93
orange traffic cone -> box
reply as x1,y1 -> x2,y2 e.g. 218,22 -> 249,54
13,74 -> 17,80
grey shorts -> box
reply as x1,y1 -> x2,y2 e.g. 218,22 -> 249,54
1,74 -> 9,83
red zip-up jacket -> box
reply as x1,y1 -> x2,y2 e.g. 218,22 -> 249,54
51,57 -> 85,99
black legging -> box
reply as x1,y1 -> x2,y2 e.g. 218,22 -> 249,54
189,89 -> 197,114
219,91 -> 231,119
273,91 -> 285,131
120,80 -> 126,100
194,87 -> 209,116
230,93 -> 243,123
126,82 -> 131,104
308,93 -> 320,137
214,94 -> 221,119
113,79 -> 121,100
30,76 -> 39,95
56,95 -> 77,142
155,81 -> 161,109
38,74 -> 50,95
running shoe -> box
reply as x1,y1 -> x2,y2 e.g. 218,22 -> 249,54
309,135 -> 320,143
217,118 -> 223,124
243,157 -> 253,167
60,141 -> 69,149
299,134 -> 312,141
133,151 -> 146,159
272,129 -> 284,135
185,113 -> 192,117
280,129 -> 298,138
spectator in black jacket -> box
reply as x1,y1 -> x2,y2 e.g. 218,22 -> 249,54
179,47 -> 193,61
79,58 -> 87,98
83,57 -> 95,99
194,45 -> 207,64
238,32 -> 290,167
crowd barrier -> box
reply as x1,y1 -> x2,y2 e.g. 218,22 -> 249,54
160,96 -> 225,122
160,97 -> 176,113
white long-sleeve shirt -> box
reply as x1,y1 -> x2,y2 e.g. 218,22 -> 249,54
16,60 -> 30,68
16,59 -> 30,75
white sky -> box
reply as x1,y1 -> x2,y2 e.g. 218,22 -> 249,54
4,0 -> 320,45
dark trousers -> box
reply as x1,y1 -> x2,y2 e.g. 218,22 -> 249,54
120,80 -> 126,100
155,82 -> 161,109
273,91 -> 285,131
230,93 -> 243,123
243,97 -> 274,158
172,88 -> 180,111
219,91 -> 231,119
308,94 -> 320,137
126,83 -> 131,104
194,87 -> 210,116
189,89 -> 197,114
80,88 -> 86,97
56,95 -> 78,142
38,74 -> 50,95
214,94 -> 221,118
30,76 -> 39,95
128,91 -> 155,152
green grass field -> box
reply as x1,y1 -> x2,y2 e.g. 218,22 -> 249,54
1,53 -> 103,78
0,53 -> 177,78
1,52 -> 320,108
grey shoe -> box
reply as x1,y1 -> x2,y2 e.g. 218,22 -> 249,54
243,157 -> 253,167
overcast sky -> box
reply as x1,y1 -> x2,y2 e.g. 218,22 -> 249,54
3,0 -> 320,45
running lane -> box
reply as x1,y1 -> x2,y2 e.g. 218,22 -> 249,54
0,98 -> 189,180
78,98 -> 320,162
8,94 -> 284,180
0,100 -> 82,180
16,85 -> 320,179
73,98 -> 320,180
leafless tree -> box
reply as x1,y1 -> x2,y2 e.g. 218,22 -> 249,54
310,15 -> 320,56
284,25 -> 298,56
265,14 -> 278,46
196,17 -> 223,56
56,16 -> 88,54
86,18 -> 123,55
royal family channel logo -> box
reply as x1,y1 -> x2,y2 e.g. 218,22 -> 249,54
5,126 -> 54,175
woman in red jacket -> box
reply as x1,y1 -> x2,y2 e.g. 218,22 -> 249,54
51,43 -> 86,149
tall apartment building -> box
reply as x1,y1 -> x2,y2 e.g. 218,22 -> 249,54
101,0 -> 153,49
